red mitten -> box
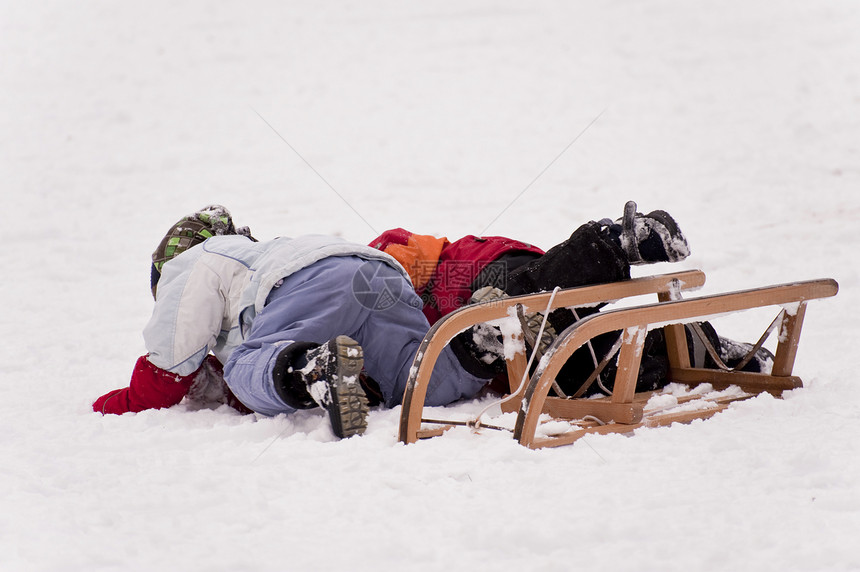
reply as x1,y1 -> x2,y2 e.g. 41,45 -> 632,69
93,355 -> 199,415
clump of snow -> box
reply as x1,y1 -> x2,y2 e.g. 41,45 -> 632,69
492,314 -> 526,360
307,380 -> 331,407
536,420 -> 576,437
469,322 -> 505,364
296,354 -> 331,406
644,392 -> 680,411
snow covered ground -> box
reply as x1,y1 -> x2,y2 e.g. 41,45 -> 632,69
2,1 -> 859,570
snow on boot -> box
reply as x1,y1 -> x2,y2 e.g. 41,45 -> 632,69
273,336 -> 369,438
617,200 -> 690,265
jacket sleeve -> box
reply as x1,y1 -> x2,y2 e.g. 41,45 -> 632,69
369,228 -> 449,289
144,249 -> 228,376
368,228 -> 413,251
93,355 -> 200,414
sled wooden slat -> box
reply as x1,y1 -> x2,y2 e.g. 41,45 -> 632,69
668,368 -> 802,394
528,423 -> 640,449
415,426 -> 453,439
611,325 -> 647,404
398,270 -> 706,444
659,290 -> 692,370
641,404 -> 731,427
541,398 -> 644,424
514,278 -> 838,449
772,302 -> 808,377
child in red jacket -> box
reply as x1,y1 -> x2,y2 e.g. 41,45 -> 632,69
369,201 -> 689,326
367,201 -> 695,393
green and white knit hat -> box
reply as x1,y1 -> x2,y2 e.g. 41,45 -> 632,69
150,205 -> 253,296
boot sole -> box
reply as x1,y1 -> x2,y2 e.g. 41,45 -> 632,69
326,336 -> 369,438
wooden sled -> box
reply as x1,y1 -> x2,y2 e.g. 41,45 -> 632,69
398,270 -> 838,449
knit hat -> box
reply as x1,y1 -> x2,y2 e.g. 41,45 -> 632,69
150,205 -> 253,298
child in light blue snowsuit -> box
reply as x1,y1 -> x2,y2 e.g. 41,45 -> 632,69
140,233 -> 487,418
224,254 -> 487,415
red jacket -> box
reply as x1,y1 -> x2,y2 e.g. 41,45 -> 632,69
370,228 -> 543,324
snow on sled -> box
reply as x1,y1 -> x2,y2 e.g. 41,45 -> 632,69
398,270 -> 838,449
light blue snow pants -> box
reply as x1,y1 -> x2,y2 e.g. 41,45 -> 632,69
223,256 -> 488,416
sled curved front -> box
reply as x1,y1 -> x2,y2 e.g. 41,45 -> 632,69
513,278 -> 839,449
398,270 -> 708,444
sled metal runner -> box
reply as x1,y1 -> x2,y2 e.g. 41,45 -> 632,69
398,270 -> 838,449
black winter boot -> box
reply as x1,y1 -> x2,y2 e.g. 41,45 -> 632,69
607,200 -> 690,265
272,335 -> 369,438
450,321 -> 507,379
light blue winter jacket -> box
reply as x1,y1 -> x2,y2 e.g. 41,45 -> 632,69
143,234 -> 409,376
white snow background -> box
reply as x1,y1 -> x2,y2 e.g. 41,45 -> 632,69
2,2 -> 858,571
